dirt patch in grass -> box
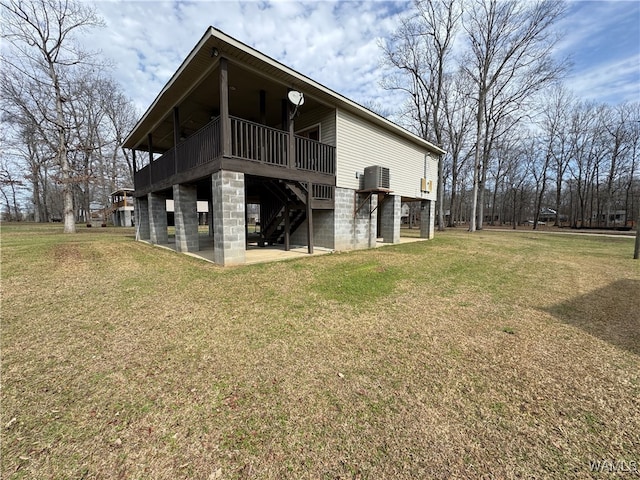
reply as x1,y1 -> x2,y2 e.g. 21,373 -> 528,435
2,225 -> 639,479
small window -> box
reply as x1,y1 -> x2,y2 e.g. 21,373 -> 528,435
297,125 -> 320,142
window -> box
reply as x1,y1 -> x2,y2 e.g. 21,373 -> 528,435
297,125 -> 320,142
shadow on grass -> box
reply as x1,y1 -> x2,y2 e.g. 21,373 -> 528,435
545,279 -> 640,356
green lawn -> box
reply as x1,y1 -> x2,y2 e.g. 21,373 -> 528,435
2,223 -> 639,479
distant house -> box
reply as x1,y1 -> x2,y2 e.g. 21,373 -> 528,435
110,188 -> 135,226
123,27 -> 444,266
539,208 -> 568,225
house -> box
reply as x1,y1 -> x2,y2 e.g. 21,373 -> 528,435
123,27 -> 444,266
110,188 -> 135,226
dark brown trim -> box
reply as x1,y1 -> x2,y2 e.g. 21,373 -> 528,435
147,134 -> 153,164
134,154 -> 335,198
173,106 -> 180,174
284,203 -> 290,251
306,179 -> 314,254
220,57 -> 230,156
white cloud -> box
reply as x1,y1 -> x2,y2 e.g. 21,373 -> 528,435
86,0 -> 408,113
564,54 -> 640,104
84,0 -> 637,117
554,0 -> 640,104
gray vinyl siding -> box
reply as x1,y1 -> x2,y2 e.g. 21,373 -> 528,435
335,109 -> 438,200
295,106 -> 336,146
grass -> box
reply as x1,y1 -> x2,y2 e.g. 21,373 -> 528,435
2,223 -> 639,479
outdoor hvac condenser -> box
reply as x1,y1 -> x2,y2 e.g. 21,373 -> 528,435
363,166 -> 390,190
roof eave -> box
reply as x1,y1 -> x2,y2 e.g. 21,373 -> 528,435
123,26 -> 447,156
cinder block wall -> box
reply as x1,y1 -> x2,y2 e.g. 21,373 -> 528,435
421,199 -> 435,239
380,195 -> 401,243
135,197 -> 150,240
148,192 -> 168,244
173,184 -> 199,252
290,210 -> 335,249
212,171 -> 246,266
334,187 -> 377,251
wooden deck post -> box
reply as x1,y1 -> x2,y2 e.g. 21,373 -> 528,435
288,103 -> 296,169
220,58 -> 231,157
281,98 -> 288,131
306,180 -> 313,254
173,106 -> 180,173
288,115 -> 295,169
260,90 -> 266,161
147,133 -> 153,179
284,203 -> 290,251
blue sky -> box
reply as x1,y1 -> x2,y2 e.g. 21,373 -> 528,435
87,0 -> 640,114
555,0 -> 640,104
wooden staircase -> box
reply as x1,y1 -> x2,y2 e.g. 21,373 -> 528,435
259,181 -> 309,246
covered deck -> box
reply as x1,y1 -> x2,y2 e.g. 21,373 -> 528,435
133,114 -> 336,206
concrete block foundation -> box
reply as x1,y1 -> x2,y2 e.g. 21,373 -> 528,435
212,170 -> 246,266
421,199 -> 435,239
135,197 -> 150,240
148,192 -> 168,244
380,194 -> 401,244
173,184 -> 199,252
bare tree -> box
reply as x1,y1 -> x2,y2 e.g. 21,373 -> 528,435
2,0 -> 103,232
462,0 -> 566,232
100,78 -> 138,188
0,156 -> 25,220
382,0 -> 462,230
540,87 -> 574,227
442,70 -> 474,227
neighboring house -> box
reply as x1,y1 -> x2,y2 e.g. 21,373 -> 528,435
110,188 -> 135,227
123,27 -> 444,266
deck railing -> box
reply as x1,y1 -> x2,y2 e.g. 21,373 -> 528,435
295,136 -> 336,175
113,199 -> 134,208
134,116 -> 336,191
230,116 -> 288,167
177,116 -> 221,171
312,184 -> 334,200
150,148 -> 174,184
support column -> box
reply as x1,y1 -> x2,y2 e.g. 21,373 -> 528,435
173,183 -> 199,252
369,195 -> 378,247
135,196 -> 150,240
306,181 -> 314,254
352,191 -> 377,250
421,199 -> 436,239
220,58 -> 231,157
208,199 -> 214,237
173,106 -> 180,174
123,210 -> 132,227
381,194 -> 401,243
284,203 -> 290,251
147,134 -> 153,178
212,170 -> 246,266
148,192 -> 168,244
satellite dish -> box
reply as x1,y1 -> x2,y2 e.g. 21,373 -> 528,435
288,90 -> 305,106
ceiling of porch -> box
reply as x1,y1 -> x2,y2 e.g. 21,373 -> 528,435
133,61 -> 328,154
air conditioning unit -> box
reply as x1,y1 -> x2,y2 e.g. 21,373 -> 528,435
364,166 -> 390,190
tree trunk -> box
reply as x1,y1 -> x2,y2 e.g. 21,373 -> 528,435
470,92 -> 484,232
